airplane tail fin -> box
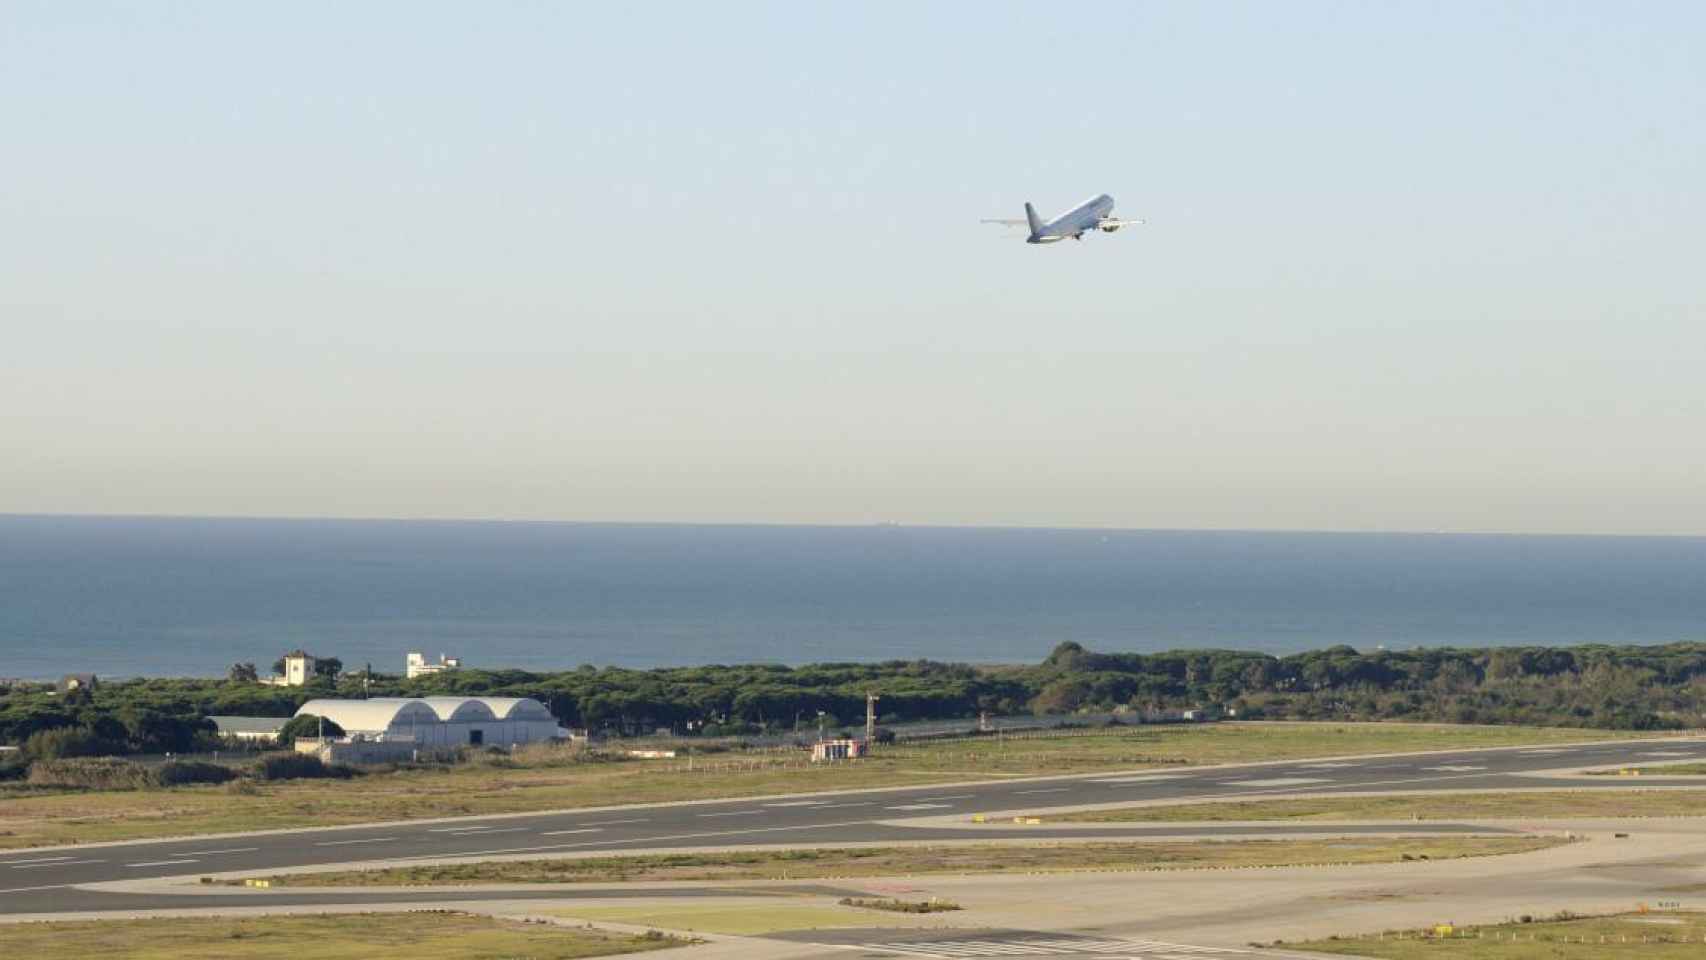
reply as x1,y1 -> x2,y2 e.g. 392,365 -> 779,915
1024,202 -> 1044,238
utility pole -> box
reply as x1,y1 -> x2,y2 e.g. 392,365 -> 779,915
865,691 -> 879,749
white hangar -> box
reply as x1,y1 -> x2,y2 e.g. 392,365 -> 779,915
293,696 -> 563,747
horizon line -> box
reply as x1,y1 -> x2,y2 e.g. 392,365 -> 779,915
3,510 -> 1705,541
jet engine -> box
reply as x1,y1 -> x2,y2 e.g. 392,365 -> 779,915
1100,223 -> 1121,233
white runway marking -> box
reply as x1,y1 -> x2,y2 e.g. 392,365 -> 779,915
819,801 -> 876,809
127,859 -> 198,867
0,884 -> 71,894
1296,762 -> 1358,769
1519,749 -> 1568,755
763,800 -> 831,807
178,847 -> 259,856
444,826 -> 528,836
1015,787 -> 1072,795
314,837 -> 396,846
1,856 -> 76,866
1424,765 -> 1486,772
1642,751 -> 1691,757
696,810 -> 762,818
921,794 -> 975,801
11,859 -> 104,869
539,828 -> 602,836
583,817 -> 649,826
1093,774 -> 1188,784
1220,777 -> 1331,788
885,803 -> 951,811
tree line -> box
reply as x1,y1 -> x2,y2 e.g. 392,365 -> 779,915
4,640 -> 1705,752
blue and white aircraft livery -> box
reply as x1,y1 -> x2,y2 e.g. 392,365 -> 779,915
983,194 -> 1145,244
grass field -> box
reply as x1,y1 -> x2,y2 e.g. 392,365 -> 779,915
0,722 -> 1659,850
1296,911 -> 1706,958
1587,763 -> 1706,776
0,911 -> 686,960
263,836 -> 1567,886
1041,788 -> 1706,823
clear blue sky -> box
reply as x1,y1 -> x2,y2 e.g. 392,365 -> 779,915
3,2 -> 1703,533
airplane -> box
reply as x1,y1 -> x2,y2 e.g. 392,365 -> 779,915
981,194 -> 1144,244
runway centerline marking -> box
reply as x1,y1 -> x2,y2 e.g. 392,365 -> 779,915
818,801 -> 876,809
177,847 -> 259,856
1424,765 -> 1485,772
762,800 -> 831,807
1093,775 -> 1187,784
1015,788 -> 1072,795
583,818 -> 649,826
1,856 -> 76,866
444,826 -> 529,836
920,795 -> 975,801
696,810 -> 762,818
1219,777 -> 1331,788
539,828 -> 602,836
314,837 -> 397,846
886,803 -> 952,811
127,859 -> 198,868
11,859 -> 105,869
0,883 -> 71,894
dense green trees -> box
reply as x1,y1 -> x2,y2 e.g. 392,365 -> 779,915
275,714 -> 345,747
3,640 -> 1705,750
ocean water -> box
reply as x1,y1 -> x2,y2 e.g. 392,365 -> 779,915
1,515 -> 1704,680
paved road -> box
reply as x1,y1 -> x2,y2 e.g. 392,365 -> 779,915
3,736 -> 1701,916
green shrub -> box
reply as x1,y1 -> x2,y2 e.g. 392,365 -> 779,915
28,757 -> 155,790
24,726 -> 122,760
255,752 -> 354,781
153,760 -> 240,786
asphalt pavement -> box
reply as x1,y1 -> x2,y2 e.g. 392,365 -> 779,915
3,735 -> 1701,916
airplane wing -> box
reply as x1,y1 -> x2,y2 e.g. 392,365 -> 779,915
980,218 -> 1030,226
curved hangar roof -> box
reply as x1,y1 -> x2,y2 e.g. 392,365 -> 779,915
295,696 -> 552,729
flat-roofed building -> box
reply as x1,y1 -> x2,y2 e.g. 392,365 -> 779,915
209,715 -> 289,742
405,651 -> 462,679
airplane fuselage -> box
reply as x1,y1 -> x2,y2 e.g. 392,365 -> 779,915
1029,193 -> 1116,243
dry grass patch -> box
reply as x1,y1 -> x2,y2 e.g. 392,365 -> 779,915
0,910 -> 686,960
263,835 -> 1567,887
1042,789 -> 1706,823
1296,910 -> 1706,958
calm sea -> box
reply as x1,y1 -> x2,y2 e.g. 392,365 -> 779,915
2,515 -> 1704,680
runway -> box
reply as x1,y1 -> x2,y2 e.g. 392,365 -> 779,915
3,735 -> 1701,917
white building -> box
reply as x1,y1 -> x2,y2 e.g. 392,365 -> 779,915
405,651 -> 462,679
293,696 -> 563,747
209,716 -> 288,742
262,651 -> 317,687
